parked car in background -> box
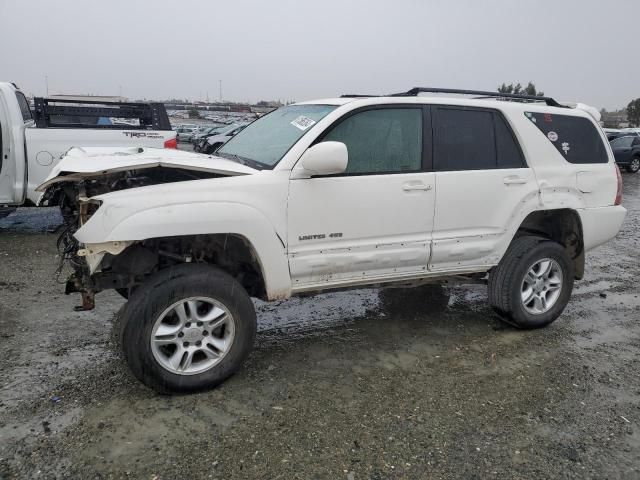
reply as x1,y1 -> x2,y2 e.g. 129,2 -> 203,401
610,135 -> 640,173
176,126 -> 198,142
603,128 -> 621,141
191,125 -> 223,145
200,123 -> 248,154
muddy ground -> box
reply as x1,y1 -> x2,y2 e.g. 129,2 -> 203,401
0,174 -> 639,480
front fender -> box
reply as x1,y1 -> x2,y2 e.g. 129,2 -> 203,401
75,201 -> 291,299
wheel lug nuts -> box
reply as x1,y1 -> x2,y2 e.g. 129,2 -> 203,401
196,341 -> 202,346
202,331 -> 208,336
197,322 -> 203,327
185,323 -> 191,327
178,332 -> 184,338
183,342 -> 189,347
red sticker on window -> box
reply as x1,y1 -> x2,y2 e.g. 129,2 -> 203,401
544,113 -> 553,123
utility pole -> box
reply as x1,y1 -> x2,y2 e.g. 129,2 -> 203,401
45,75 -> 49,96
219,80 -> 222,102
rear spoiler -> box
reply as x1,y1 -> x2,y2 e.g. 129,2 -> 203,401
558,102 -> 601,122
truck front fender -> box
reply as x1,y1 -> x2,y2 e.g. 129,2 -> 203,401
75,201 -> 291,300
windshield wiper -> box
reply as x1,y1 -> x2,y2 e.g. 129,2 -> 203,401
216,152 -> 267,170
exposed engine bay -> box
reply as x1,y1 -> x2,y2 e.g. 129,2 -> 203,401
41,167 -> 227,310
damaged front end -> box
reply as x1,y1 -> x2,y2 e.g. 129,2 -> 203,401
42,166 -> 223,310
37,147 -> 258,310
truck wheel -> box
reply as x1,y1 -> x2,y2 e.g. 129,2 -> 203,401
488,236 -> 574,329
627,157 -> 640,173
119,264 -> 256,394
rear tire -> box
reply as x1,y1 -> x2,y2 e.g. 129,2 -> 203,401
488,236 -> 574,329
119,264 -> 256,394
627,157 -> 640,173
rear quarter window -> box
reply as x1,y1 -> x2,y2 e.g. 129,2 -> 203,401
15,91 -> 33,122
525,112 -> 608,164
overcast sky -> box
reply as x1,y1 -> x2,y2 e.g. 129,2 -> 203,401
1,0 -> 637,110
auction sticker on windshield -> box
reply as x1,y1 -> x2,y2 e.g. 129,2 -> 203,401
291,115 -> 316,131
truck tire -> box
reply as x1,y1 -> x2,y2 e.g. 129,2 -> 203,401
119,264 -> 256,394
627,157 -> 640,173
488,235 -> 574,329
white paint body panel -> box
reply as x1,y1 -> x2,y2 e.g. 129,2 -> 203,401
40,94 -> 627,300
37,147 -> 253,193
287,172 -> 435,291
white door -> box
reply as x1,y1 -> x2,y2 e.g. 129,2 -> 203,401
429,106 -> 539,271
287,107 -> 436,291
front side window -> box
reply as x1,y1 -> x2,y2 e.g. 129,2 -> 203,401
218,104 -> 336,168
525,111 -> 608,164
322,108 -> 422,174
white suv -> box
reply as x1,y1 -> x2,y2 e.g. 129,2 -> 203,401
39,87 -> 627,393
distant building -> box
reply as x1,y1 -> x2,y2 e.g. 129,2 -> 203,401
601,110 -> 629,129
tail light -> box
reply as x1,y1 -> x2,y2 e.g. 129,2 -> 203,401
614,164 -> 623,205
164,137 -> 177,149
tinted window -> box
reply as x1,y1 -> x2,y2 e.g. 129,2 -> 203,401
434,108 -> 490,170
323,108 -> 422,174
495,114 -> 527,168
611,136 -> 634,148
15,92 -> 32,122
525,112 -> 608,164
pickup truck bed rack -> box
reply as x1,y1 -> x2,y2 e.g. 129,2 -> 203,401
33,97 -> 172,130
342,87 -> 567,108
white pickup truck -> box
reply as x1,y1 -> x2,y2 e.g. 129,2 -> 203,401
39,87 -> 626,394
0,82 -> 176,209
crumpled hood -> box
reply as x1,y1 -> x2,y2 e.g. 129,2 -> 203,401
36,146 -> 256,191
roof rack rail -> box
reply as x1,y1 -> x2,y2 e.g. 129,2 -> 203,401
340,94 -> 379,98
389,87 -> 566,108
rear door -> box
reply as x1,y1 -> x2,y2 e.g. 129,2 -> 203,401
429,106 -> 538,271
287,106 -> 436,290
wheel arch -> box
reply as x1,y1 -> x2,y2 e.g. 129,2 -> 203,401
515,208 -> 585,279
78,202 -> 292,299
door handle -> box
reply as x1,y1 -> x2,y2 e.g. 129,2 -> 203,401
503,176 -> 527,185
402,182 -> 432,191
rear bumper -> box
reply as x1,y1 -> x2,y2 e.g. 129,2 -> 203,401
579,205 -> 627,252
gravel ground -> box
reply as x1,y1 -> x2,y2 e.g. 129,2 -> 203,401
0,174 -> 639,479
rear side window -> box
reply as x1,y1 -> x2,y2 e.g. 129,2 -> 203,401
525,112 -> 608,164
323,108 -> 422,174
433,107 -> 526,171
15,91 -> 32,122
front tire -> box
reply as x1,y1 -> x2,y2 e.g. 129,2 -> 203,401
119,264 -> 256,394
627,157 -> 640,173
488,236 -> 574,329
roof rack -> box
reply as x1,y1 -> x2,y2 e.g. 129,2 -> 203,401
340,94 -> 378,98
389,87 -> 567,108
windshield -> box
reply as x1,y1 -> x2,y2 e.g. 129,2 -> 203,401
218,104 -> 336,167
612,136 -> 635,148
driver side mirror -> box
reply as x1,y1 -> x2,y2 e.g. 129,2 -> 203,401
293,141 -> 348,178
